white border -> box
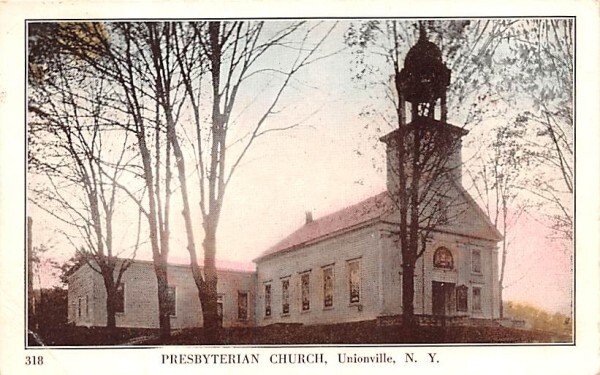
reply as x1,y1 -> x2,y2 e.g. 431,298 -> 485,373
1,1 -> 599,374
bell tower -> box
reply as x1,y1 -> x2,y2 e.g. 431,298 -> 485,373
397,23 -> 451,124
381,23 -> 468,194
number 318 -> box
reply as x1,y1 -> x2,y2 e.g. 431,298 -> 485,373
25,356 -> 44,365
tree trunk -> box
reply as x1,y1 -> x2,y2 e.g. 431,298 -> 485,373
499,240 -> 507,319
153,261 -> 171,340
200,228 -> 220,342
27,217 -> 36,331
402,257 -> 416,329
498,200 -> 508,319
102,272 -> 117,330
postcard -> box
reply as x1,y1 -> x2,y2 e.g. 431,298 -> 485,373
1,1 -> 599,374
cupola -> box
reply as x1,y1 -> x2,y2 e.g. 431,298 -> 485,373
396,23 -> 451,123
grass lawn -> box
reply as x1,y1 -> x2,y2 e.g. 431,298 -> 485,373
29,320 -> 571,346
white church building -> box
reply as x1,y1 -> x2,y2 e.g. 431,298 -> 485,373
68,32 -> 502,329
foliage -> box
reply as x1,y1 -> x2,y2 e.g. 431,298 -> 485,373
498,20 -> 573,243
505,301 -> 571,337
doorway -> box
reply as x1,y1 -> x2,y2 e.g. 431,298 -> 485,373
432,281 -> 455,316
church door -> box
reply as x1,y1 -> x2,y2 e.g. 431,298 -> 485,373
432,282 -> 455,316
432,282 -> 445,315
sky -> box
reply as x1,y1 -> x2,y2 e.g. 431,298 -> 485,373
28,20 -> 573,315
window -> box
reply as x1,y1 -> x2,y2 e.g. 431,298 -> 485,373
348,260 -> 360,304
264,284 -> 272,317
166,286 -> 176,316
238,291 -> 248,321
435,199 -> 449,225
472,287 -> 482,312
301,273 -> 310,311
471,249 -> 482,273
78,297 -> 83,318
281,279 -> 290,315
456,285 -> 468,312
85,295 -> 89,317
217,294 -> 224,320
323,266 -> 334,308
115,283 -> 125,314
433,247 -> 454,269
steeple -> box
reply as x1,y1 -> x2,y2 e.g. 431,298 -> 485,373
381,23 -> 468,194
396,21 -> 451,123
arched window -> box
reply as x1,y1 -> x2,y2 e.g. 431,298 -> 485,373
433,247 -> 454,269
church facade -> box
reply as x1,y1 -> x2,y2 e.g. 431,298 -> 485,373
253,188 -> 502,327
68,31 -> 502,330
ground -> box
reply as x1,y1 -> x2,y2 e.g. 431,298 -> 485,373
28,320 -> 571,346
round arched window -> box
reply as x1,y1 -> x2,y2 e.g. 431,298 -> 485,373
433,247 -> 453,269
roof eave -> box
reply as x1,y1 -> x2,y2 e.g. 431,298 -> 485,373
253,217 -> 383,263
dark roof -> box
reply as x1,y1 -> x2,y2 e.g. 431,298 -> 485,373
254,192 -> 392,262
380,117 -> 469,144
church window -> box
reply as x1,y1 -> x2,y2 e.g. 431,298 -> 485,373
217,294 -> 224,319
238,291 -> 248,321
300,273 -> 310,311
281,279 -> 290,315
435,199 -> 449,225
456,285 -> 468,312
323,266 -> 334,308
115,283 -> 125,314
471,249 -> 482,273
348,259 -> 360,304
166,286 -> 176,316
472,287 -> 482,312
433,247 -> 454,269
264,284 -> 272,317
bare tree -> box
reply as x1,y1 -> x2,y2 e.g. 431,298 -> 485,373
27,217 -> 35,330
466,121 -> 528,318
28,27 -> 141,331
499,19 -> 574,243
38,22 -> 183,338
147,21 -> 337,338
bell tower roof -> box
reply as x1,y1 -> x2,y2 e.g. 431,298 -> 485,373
379,116 -> 468,145
397,23 -> 451,106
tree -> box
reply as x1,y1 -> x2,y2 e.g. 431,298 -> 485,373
28,23 -> 141,332
27,217 -> 35,330
151,21 -> 336,338
462,19 -> 573,317
497,19 -> 573,244
466,120 -> 528,318
37,22 -> 182,338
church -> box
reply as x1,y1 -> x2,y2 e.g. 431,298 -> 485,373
67,31 -> 502,330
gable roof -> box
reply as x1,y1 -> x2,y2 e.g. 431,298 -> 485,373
254,192 -> 392,262
254,186 -> 503,263
450,181 -> 504,242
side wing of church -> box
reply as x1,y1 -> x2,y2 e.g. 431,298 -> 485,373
68,260 -> 256,329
